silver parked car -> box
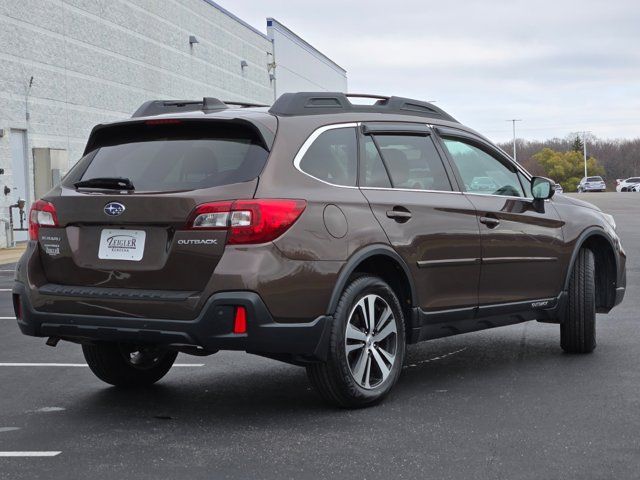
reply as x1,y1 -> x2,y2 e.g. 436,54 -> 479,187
577,176 -> 606,192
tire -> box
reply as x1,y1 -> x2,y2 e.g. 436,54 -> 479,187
306,276 -> 406,408
561,248 -> 596,353
82,343 -> 178,387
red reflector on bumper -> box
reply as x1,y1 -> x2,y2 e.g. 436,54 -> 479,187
233,306 -> 247,334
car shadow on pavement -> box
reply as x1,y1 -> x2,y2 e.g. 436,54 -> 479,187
66,331 -> 579,424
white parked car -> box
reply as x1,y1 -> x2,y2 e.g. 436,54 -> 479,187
616,177 -> 640,192
577,176 -> 606,192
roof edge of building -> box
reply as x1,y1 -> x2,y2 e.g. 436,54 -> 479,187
201,0 -> 269,40
267,17 -> 347,75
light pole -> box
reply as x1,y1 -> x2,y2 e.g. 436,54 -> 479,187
507,119 -> 522,162
582,131 -> 591,178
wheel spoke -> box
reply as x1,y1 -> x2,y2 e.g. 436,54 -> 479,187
373,320 -> 397,342
377,345 -> 395,365
363,354 -> 373,388
354,298 -> 368,328
346,342 -> 365,354
370,347 -> 391,381
366,295 -> 377,333
346,323 -> 367,342
375,306 -> 392,332
352,349 -> 368,384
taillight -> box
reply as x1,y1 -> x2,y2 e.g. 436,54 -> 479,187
186,199 -> 306,244
29,200 -> 59,241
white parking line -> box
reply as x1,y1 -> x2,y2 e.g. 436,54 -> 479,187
0,289 -> 13,292
0,317 -> 16,320
0,452 -> 61,457
0,363 -> 204,367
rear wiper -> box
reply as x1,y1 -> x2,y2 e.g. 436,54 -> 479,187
74,177 -> 135,190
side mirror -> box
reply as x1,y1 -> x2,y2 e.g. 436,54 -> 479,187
531,176 -> 555,200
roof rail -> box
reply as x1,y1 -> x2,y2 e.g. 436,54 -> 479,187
222,100 -> 269,108
131,98 -> 268,118
268,92 -> 457,122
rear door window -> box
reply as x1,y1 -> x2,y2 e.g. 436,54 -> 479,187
298,127 -> 357,186
64,121 -> 269,192
370,134 -> 452,191
361,136 -> 392,188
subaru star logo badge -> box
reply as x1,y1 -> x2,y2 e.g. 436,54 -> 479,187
104,202 -> 125,216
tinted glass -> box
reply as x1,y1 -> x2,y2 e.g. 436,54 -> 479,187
443,138 -> 524,197
67,122 -> 268,192
628,178 -> 640,182
298,127 -> 357,186
587,176 -> 603,182
518,171 -> 532,197
374,135 -> 451,191
361,136 -> 391,188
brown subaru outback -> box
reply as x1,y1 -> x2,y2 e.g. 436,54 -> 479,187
13,93 -> 626,407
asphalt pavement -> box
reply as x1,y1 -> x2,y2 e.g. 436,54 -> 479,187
0,192 -> 639,480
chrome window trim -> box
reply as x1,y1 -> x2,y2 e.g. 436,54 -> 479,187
464,191 -> 551,202
291,121 -> 539,200
464,191 -> 529,200
292,122 -> 360,189
360,186 -> 463,195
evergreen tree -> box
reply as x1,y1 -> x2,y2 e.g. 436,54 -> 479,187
572,135 -> 584,152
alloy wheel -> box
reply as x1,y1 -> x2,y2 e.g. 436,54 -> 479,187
345,294 -> 398,389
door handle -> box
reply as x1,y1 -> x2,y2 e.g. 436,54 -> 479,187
479,216 -> 500,228
386,207 -> 412,222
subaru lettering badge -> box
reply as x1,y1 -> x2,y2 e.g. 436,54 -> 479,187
104,202 -> 125,216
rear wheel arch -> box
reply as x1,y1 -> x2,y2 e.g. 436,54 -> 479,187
565,228 -> 618,312
328,245 -> 416,324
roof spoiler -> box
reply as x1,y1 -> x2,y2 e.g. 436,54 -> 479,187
268,92 -> 457,122
131,98 -> 269,118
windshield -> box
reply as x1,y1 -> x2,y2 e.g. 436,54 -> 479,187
64,121 -> 269,192
587,177 -> 603,182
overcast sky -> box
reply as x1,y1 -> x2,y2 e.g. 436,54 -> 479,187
218,0 -> 639,143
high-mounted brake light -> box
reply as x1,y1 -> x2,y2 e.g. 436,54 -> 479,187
144,119 -> 182,125
29,200 -> 59,240
186,199 -> 306,244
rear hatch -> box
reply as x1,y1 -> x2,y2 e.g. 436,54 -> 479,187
34,119 -> 271,292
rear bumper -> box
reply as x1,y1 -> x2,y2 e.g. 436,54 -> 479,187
13,282 -> 332,363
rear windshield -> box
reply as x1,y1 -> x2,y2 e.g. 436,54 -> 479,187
587,176 -> 603,182
64,121 -> 269,192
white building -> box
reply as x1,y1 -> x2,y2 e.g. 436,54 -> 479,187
0,0 -> 347,246
267,18 -> 347,98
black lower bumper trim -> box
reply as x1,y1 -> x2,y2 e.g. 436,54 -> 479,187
13,282 -> 332,361
38,283 -> 198,302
